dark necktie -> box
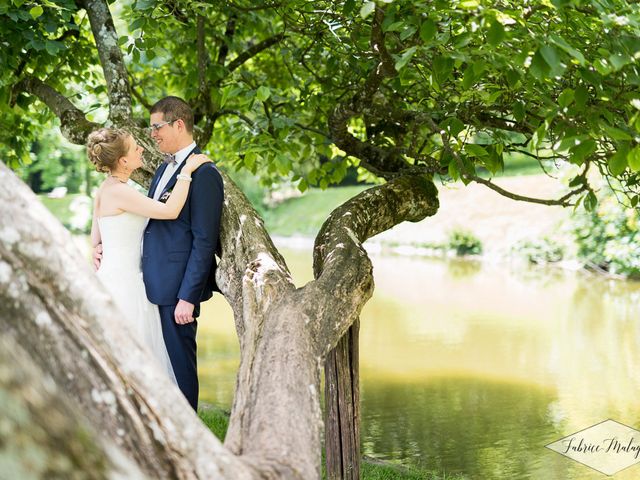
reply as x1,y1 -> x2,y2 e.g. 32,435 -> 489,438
163,153 -> 176,166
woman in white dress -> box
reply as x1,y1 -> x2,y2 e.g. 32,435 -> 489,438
86,128 -> 211,382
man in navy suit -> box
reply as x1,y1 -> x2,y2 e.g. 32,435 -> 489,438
142,96 -> 223,410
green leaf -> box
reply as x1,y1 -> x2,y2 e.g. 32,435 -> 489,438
505,69 -> 520,88
540,45 -> 559,68
459,0 -> 479,9
513,102 -> 525,122
384,21 -> 405,32
135,0 -> 155,10
601,123 -> 633,141
557,89 -> 574,108
569,139 -> 596,165
448,159 -> 460,181
244,151 -> 257,170
487,21 -> 505,46
609,53 -> 631,72
420,20 -> 436,42
628,146 -> 640,172
593,58 -> 612,76
298,178 -> 308,193
462,64 -> 476,89
256,86 -> 271,102
399,26 -> 417,41
440,117 -> 465,137
608,147 -> 629,176
549,34 -> 585,65
529,50 -> 549,80
29,5 -> 43,19
531,123 -> 547,149
343,0 -> 356,15
574,85 -> 589,108
464,144 -> 488,157
360,1 -> 375,19
584,191 -> 597,212
394,46 -> 416,71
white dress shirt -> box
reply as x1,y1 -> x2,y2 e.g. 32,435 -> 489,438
153,141 -> 197,200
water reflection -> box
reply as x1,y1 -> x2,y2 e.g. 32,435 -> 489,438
198,249 -> 640,479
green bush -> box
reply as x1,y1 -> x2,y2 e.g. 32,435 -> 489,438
571,188 -> 640,278
446,230 -> 482,256
514,237 -> 565,264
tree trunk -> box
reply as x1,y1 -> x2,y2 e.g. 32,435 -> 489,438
0,335 -> 145,479
0,161 -> 438,478
324,319 -> 360,480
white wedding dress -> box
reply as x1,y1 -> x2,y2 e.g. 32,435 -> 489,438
96,212 -> 176,383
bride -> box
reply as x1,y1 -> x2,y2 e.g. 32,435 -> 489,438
87,128 -> 211,382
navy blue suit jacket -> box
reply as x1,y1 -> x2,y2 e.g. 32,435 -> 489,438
142,146 -> 223,306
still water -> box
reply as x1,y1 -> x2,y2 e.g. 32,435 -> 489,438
198,247 -> 640,480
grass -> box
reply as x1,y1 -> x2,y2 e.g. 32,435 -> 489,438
197,403 -> 462,480
198,403 -> 230,441
262,185 -> 368,236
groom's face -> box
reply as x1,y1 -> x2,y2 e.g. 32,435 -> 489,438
150,112 -> 179,154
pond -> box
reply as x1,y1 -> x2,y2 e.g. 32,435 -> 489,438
198,247 -> 640,479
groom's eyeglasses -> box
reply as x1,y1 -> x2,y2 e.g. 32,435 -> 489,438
147,120 -> 177,134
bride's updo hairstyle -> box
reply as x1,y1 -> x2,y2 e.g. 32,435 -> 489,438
86,128 -> 129,173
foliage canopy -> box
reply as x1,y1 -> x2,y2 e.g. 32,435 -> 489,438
2,0 -> 640,208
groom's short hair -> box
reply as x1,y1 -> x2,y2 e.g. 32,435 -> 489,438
150,96 -> 194,133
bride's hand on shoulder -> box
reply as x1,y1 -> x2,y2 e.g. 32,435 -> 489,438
184,153 -> 212,174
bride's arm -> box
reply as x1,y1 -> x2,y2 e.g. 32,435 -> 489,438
110,154 -> 212,219
90,197 -> 102,271
110,175 -> 192,220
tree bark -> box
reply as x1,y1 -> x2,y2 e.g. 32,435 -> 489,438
0,335 -> 145,479
324,319 -> 360,480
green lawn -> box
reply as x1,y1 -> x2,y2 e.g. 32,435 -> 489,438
262,185 -> 368,236
197,404 -> 465,480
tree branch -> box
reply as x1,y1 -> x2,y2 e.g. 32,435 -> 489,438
226,33 -> 286,73
429,116 -> 590,207
12,76 -> 99,144
310,175 -> 439,352
82,0 -> 132,123
217,14 -> 237,67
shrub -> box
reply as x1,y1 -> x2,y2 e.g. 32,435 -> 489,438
446,230 -> 482,256
571,188 -> 640,278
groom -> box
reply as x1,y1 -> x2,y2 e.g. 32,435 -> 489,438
143,96 -> 223,410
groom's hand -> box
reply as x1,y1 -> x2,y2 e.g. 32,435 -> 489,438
174,299 -> 195,324
92,243 -> 103,271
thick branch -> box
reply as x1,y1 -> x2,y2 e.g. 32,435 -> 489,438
217,14 -> 237,67
83,0 -> 132,123
328,7 -> 410,178
13,76 -> 99,145
226,33 -> 286,73
310,175 -> 439,353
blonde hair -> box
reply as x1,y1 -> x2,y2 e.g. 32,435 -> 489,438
86,128 -> 129,173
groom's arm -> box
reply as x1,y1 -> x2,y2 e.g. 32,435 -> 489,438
177,164 -> 223,306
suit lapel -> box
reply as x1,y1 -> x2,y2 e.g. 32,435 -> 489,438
149,162 -> 168,198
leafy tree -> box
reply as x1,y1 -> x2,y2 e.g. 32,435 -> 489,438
2,0 -> 640,478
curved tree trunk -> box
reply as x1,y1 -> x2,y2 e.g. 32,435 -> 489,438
0,161 -> 438,478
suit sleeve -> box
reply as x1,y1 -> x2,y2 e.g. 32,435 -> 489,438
177,164 -> 223,304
